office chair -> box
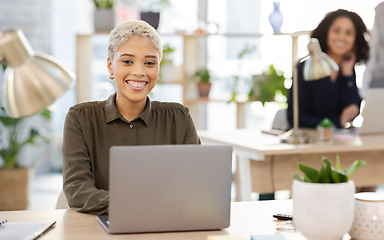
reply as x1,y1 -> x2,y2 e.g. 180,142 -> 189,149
272,108 -> 289,130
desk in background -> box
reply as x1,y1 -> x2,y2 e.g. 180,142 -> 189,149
199,129 -> 384,201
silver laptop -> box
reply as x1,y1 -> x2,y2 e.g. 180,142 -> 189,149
97,145 -> 233,234
358,88 -> 384,134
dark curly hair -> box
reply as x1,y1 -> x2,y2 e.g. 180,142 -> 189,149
311,9 -> 369,64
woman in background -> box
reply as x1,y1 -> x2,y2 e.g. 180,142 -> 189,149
287,9 -> 369,129
62,20 -> 200,215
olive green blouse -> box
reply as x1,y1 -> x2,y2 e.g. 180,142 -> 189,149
62,93 -> 200,215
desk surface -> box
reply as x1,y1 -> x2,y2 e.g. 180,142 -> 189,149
198,129 -> 384,156
0,201 -> 311,240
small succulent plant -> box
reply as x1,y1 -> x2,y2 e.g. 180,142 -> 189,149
293,155 -> 366,183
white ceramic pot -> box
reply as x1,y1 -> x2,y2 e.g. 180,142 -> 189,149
292,180 -> 355,240
94,9 -> 115,31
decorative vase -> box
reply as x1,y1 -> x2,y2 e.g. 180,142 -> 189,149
140,12 -> 160,29
292,180 -> 355,240
94,9 -> 115,31
268,2 -> 283,34
0,167 -> 31,210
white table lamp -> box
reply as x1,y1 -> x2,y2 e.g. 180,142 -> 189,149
281,38 -> 339,144
0,28 -> 74,118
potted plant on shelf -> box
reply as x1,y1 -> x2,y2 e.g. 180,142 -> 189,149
194,68 -> 212,98
292,155 -> 366,240
93,0 -> 115,31
0,103 -> 50,210
139,0 -> 171,29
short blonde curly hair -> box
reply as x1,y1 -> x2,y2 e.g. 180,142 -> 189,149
108,20 -> 162,61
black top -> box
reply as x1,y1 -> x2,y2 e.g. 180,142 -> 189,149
287,61 -> 362,129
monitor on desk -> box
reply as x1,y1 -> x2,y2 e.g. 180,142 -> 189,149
357,88 -> 384,135
97,144 -> 233,234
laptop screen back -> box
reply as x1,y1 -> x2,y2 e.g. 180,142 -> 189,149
358,88 -> 384,135
108,145 -> 233,234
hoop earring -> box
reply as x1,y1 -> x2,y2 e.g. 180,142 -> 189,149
109,73 -> 114,80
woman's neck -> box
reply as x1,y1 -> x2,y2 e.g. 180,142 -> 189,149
116,97 -> 147,122
327,53 -> 342,66
327,53 -> 342,82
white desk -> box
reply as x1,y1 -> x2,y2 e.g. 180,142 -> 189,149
0,200 -> 355,239
0,200 -> 304,239
198,129 -> 384,200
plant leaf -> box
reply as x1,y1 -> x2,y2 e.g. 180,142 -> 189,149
39,109 -> 51,119
0,114 -> 23,127
303,175 -> 311,182
318,118 -> 334,128
331,169 -> 348,183
298,162 -> 319,183
335,153 -> 342,170
292,173 -> 303,181
318,158 -> 332,183
345,160 -> 366,178
293,155 -> 365,183
254,65 -> 287,105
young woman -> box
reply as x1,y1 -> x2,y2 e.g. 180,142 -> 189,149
62,20 -> 200,215
287,9 -> 369,129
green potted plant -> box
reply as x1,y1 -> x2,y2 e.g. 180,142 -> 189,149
0,103 -> 50,210
249,64 -> 288,105
194,68 -> 212,97
93,0 -> 115,31
317,118 -> 334,142
292,155 -> 366,240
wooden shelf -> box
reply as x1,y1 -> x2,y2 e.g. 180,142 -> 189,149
158,81 -> 184,85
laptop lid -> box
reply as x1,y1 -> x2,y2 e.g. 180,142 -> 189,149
103,144 -> 233,234
358,88 -> 384,135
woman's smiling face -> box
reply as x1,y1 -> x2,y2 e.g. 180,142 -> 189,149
108,35 -> 160,105
326,16 -> 356,58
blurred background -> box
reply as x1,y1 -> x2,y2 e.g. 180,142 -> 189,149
0,0 -> 382,209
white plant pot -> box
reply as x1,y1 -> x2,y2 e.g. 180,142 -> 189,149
94,9 -> 115,31
292,180 -> 355,240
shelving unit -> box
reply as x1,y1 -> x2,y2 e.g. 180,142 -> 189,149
177,31 -> 311,129
75,31 -> 310,129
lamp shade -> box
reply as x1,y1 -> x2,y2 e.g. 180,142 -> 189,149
0,29 -> 74,118
303,38 -> 339,81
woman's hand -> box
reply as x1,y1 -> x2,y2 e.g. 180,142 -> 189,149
340,51 -> 356,76
340,104 -> 359,127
